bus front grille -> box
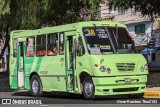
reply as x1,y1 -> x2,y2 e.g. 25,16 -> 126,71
116,63 -> 135,71
113,87 -> 139,92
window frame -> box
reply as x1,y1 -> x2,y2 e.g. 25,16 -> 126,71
135,24 -> 145,34
13,39 -> 18,58
36,35 -> 46,57
26,36 -> 35,57
47,33 -> 58,56
59,32 -> 64,55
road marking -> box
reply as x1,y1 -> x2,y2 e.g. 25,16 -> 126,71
144,91 -> 160,98
39,105 -> 49,107
39,105 -> 65,107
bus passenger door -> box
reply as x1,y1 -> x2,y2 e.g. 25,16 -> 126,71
65,36 -> 75,91
17,42 -> 25,88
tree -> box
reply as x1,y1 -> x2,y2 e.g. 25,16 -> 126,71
1,0 -> 101,29
0,0 -> 101,60
0,0 -> 10,61
108,0 -> 160,20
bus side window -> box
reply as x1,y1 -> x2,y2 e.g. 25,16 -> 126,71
26,37 -> 35,57
36,35 -> 46,56
13,39 -> 18,57
47,33 -> 58,56
59,33 -> 64,55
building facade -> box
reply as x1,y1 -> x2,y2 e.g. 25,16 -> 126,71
100,2 -> 152,50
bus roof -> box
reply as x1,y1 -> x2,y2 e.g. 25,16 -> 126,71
10,21 -> 126,38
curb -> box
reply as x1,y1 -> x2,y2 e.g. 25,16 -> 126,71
144,91 -> 160,98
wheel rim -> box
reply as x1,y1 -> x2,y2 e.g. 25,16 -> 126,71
84,81 -> 93,97
32,79 -> 39,94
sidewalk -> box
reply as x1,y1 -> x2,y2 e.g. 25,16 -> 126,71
144,87 -> 160,98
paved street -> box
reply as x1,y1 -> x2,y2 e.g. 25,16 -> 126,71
1,104 -> 160,107
0,91 -> 160,107
0,91 -> 131,103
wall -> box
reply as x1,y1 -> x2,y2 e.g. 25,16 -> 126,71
127,22 -> 152,46
127,22 -> 152,36
100,3 -> 152,46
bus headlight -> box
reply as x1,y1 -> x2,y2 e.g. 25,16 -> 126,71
106,68 -> 111,74
140,67 -> 145,72
100,66 -> 106,72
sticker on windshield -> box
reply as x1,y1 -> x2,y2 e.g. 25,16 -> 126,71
96,28 -> 108,38
90,48 -> 102,54
100,45 -> 111,50
84,29 -> 95,36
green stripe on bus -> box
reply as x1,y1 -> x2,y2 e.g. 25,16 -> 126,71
35,57 -> 43,73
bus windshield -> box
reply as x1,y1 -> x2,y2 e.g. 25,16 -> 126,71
82,26 -> 134,55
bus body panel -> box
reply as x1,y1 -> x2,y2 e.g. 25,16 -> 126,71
9,21 -> 148,97
89,54 -> 148,76
92,75 -> 147,95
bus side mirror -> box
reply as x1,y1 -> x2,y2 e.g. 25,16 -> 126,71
131,41 -> 137,53
132,41 -> 135,47
74,39 -> 80,51
74,39 -> 83,56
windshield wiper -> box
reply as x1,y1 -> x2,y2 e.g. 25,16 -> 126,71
104,27 -> 116,54
92,24 -> 116,54
112,30 -> 119,47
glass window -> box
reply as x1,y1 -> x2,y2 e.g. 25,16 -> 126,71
83,27 -> 114,54
26,37 -> 35,57
107,27 -> 134,53
13,39 -> 18,57
135,24 -> 145,34
59,33 -> 64,55
36,35 -> 46,56
47,33 -> 58,56
82,26 -> 134,54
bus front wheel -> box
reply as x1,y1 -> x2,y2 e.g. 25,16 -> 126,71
30,75 -> 43,97
82,76 -> 95,100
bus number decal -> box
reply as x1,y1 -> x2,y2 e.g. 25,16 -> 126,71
40,71 -> 48,75
88,29 -> 95,36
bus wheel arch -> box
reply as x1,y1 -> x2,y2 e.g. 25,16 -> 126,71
79,72 -> 95,100
29,72 -> 43,97
79,72 -> 91,85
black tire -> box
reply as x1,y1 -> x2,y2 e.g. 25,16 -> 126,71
82,76 -> 95,100
30,75 -> 43,97
128,93 -> 144,99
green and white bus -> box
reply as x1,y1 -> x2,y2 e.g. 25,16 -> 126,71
9,21 -> 148,99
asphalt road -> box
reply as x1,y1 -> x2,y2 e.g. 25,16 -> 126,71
0,91 -> 160,107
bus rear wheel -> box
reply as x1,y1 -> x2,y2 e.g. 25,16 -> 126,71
30,75 -> 43,97
82,76 -> 95,100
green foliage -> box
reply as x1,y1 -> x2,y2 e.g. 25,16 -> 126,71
0,0 -> 101,30
108,0 -> 160,19
0,0 -> 10,29
0,0 -> 101,60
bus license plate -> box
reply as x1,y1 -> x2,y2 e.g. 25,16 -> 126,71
124,78 -> 131,82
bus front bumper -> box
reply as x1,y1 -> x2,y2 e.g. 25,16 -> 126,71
92,75 -> 147,96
